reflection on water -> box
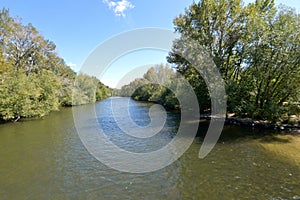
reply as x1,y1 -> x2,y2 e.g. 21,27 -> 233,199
96,97 -> 180,153
0,97 -> 299,199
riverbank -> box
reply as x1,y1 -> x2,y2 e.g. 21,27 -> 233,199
200,114 -> 300,132
132,98 -> 300,132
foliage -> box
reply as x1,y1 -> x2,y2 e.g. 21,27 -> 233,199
120,64 -> 180,109
167,0 -> 300,121
0,9 -> 111,121
0,67 -> 60,120
72,74 -> 111,105
120,1 -> 300,121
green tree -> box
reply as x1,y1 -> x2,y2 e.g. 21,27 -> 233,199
241,5 -> 300,120
168,0 -> 249,81
72,74 -> 111,105
0,68 -> 60,121
0,9 -> 111,121
168,0 -> 300,120
120,64 -> 180,109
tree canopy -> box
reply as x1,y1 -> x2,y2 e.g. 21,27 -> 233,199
167,0 -> 300,121
119,64 -> 180,110
120,0 -> 300,122
0,9 -> 111,121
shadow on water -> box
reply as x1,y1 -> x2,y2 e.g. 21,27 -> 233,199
258,135 -> 293,143
195,120 -> 298,144
1,98 -> 300,199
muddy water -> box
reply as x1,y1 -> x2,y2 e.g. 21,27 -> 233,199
0,97 -> 299,199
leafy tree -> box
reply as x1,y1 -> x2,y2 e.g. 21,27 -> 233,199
96,81 -> 111,101
120,64 -> 180,109
72,74 -> 111,106
168,0 -> 249,81
0,9 -> 111,121
241,4 -> 300,120
167,0 -> 300,120
0,68 -> 60,120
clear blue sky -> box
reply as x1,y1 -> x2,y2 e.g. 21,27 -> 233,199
1,0 -> 299,87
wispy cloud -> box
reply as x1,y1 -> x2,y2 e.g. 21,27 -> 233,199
67,62 -> 77,68
103,0 -> 135,17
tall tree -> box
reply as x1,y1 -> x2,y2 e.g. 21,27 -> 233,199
0,9 -> 111,121
242,4 -> 300,119
168,0 -> 250,81
168,0 -> 300,120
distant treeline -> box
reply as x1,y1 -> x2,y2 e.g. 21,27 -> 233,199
116,64 -> 180,110
119,0 -> 300,122
0,9 -> 111,121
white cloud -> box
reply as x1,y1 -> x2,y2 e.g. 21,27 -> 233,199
103,0 -> 135,17
67,62 -> 77,68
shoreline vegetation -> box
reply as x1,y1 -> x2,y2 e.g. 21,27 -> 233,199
117,62 -> 299,131
117,0 -> 300,130
224,115 -> 300,132
0,9 -> 112,122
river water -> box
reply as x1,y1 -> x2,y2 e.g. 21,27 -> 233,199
0,97 -> 299,199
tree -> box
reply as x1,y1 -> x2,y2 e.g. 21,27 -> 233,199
168,0 -> 249,81
120,64 -> 180,109
0,68 -> 60,120
167,0 -> 300,120
72,74 -> 111,105
241,4 -> 300,120
0,9 -> 111,121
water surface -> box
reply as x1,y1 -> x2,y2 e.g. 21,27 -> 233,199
0,97 -> 299,199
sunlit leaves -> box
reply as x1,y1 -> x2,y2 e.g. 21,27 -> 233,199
168,0 -> 300,120
0,9 -> 111,121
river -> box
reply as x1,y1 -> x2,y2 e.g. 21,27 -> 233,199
0,97 -> 299,199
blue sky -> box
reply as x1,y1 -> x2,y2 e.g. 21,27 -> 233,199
1,0 -> 300,88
